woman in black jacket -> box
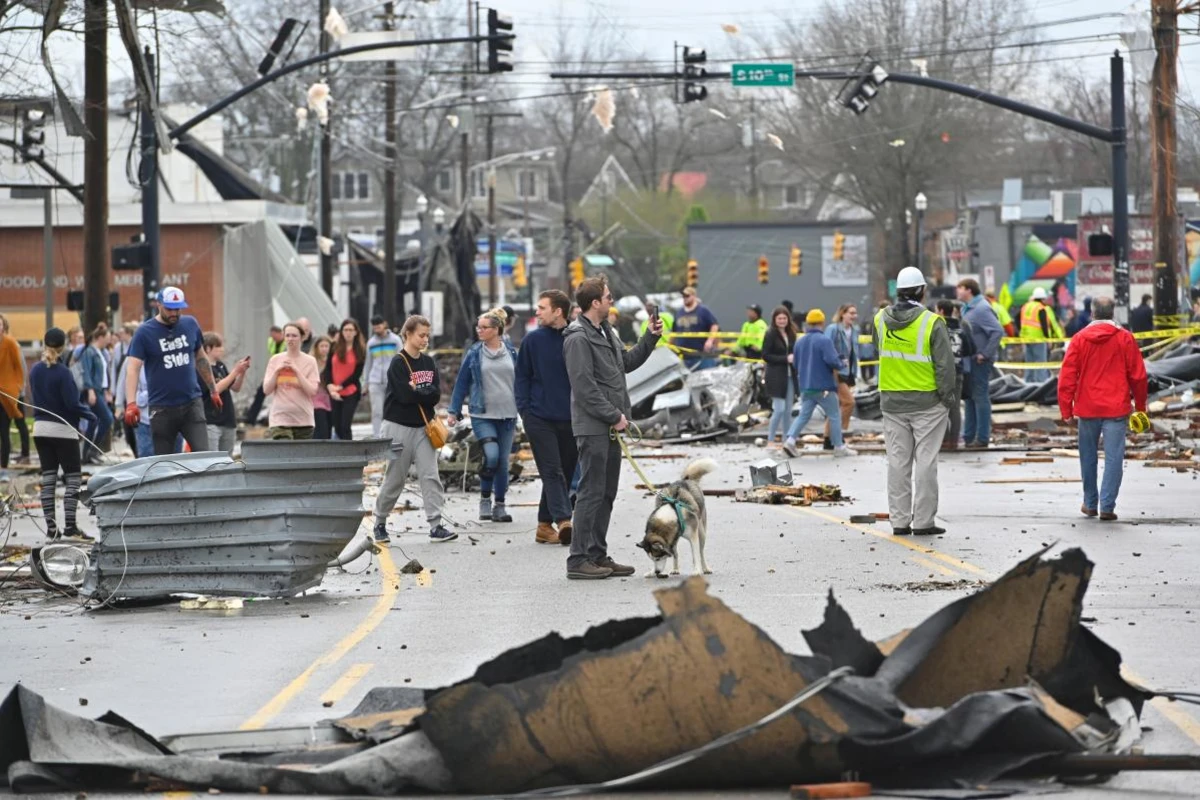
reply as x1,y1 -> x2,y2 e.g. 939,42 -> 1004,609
762,306 -> 798,443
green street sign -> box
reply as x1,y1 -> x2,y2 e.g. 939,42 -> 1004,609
731,63 -> 795,88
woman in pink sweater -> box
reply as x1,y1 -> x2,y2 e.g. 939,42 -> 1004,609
263,322 -> 320,440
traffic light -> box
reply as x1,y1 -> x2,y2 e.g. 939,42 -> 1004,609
757,255 -> 769,284
832,231 -> 845,261
789,245 -> 802,276
841,62 -> 889,115
486,9 -> 514,74
569,257 -> 584,289
20,108 -> 45,162
686,258 -> 698,288
681,46 -> 708,104
513,253 -> 527,288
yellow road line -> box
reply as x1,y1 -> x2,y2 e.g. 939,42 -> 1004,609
238,547 -> 400,730
1123,667 -> 1200,749
319,663 -> 375,706
785,505 -> 987,577
911,555 -> 958,577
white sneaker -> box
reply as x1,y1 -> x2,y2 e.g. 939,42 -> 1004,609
833,445 -> 857,457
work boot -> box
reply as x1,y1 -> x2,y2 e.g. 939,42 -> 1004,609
1099,511 -> 1118,522
478,497 -> 492,520
556,519 -> 573,546
567,562 -> 613,580
598,556 -> 635,577
1080,504 -> 1097,518
373,520 -> 390,542
536,523 -> 560,544
491,502 -> 512,523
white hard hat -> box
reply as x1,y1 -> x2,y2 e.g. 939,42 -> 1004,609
896,266 -> 926,290
1031,287 -> 1048,300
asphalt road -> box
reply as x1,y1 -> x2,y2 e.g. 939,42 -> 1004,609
2,422 -> 1199,799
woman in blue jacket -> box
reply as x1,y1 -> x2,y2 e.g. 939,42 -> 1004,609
29,328 -> 96,540
447,308 -> 519,523
78,326 -> 113,465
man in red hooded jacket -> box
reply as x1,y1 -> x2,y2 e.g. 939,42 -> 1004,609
1057,297 -> 1148,522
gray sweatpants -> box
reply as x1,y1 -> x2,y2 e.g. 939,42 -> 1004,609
568,434 -> 621,570
374,420 -> 444,527
882,404 -> 950,530
368,382 -> 386,437
207,424 -> 237,454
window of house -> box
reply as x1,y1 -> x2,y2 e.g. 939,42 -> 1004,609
331,172 -> 341,200
357,172 -> 370,200
437,169 -> 453,193
343,173 -> 356,201
469,170 -> 488,199
517,169 -> 538,199
783,185 -> 803,207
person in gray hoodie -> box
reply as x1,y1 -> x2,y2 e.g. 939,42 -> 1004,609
562,275 -> 661,580
364,315 -> 403,437
873,267 -> 958,536
955,278 -> 1003,448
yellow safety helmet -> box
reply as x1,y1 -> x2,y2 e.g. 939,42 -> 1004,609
1128,411 -> 1150,434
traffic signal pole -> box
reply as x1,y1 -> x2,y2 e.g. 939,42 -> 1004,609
551,53 -> 1130,319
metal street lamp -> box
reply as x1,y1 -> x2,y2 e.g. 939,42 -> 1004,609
914,192 -> 928,275
415,194 -> 429,317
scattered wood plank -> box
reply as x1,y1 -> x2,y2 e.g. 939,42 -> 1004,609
633,484 -> 738,496
1143,461 -> 1199,469
978,477 -> 1082,484
1001,457 -> 1055,465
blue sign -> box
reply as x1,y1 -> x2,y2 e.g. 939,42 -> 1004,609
475,238 -> 525,277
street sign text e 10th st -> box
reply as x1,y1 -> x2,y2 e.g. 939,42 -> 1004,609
732,63 -> 795,88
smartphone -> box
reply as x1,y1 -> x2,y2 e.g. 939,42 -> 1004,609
649,304 -> 660,321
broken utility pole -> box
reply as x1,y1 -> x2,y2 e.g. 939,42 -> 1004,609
83,0 -> 109,333
1151,0 -> 1185,327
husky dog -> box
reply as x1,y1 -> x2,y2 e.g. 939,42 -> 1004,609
636,458 -> 717,578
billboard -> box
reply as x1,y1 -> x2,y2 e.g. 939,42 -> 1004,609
1076,214 -> 1155,286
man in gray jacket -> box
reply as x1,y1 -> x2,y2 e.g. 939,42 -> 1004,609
563,275 -> 662,579
956,278 -> 1003,449
873,267 -> 958,536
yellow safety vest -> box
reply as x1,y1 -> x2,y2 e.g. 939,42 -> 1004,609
736,318 -> 767,351
875,308 -> 940,392
1019,301 -> 1063,340
988,299 -> 1013,328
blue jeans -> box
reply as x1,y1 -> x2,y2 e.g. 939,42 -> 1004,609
785,391 -> 843,447
962,360 -> 993,445
1025,342 -> 1049,383
471,416 -> 516,502
769,382 -> 795,441
83,397 -> 113,460
1078,417 -> 1127,513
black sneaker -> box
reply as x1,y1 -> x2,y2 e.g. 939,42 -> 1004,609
429,525 -> 458,543
913,526 -> 946,536
61,526 -> 95,541
892,527 -> 912,536
373,522 -> 390,542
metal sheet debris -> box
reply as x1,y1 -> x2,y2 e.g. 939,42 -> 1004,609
0,549 -> 1169,797
74,439 -> 388,602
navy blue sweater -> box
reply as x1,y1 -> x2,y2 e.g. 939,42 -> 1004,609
514,325 -> 572,422
29,361 -> 94,429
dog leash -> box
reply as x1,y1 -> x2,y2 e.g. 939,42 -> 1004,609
610,422 -> 692,536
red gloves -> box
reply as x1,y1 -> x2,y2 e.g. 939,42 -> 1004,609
124,403 -> 140,427
211,391 -> 224,412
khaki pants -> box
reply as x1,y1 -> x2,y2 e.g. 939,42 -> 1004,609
824,381 -> 855,437
882,404 -> 949,530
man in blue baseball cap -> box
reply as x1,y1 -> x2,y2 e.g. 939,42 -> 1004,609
122,287 -> 219,454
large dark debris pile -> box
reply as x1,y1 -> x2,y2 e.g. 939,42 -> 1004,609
0,549 -> 1171,797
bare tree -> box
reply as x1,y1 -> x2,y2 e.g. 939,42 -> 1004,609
762,0 -> 1037,293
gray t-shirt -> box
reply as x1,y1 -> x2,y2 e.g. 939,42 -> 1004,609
477,344 -> 517,419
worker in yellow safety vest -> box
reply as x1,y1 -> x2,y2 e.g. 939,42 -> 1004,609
638,300 -> 674,346
872,266 -> 958,537
985,292 -> 1016,337
1019,287 -> 1063,384
735,304 -> 768,358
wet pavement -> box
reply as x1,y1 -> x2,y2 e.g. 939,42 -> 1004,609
2,418 -> 1199,798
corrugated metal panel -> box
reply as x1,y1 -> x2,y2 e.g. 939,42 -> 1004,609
81,440 -> 389,601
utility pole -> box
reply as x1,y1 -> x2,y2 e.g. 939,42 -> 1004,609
1111,53 -> 1131,325
486,113 -> 496,306
748,97 -> 758,209
382,2 -> 398,325
459,75 -> 470,206
83,0 -> 109,333
1151,0 -> 1181,326
318,0 -> 335,298
139,48 -> 160,319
